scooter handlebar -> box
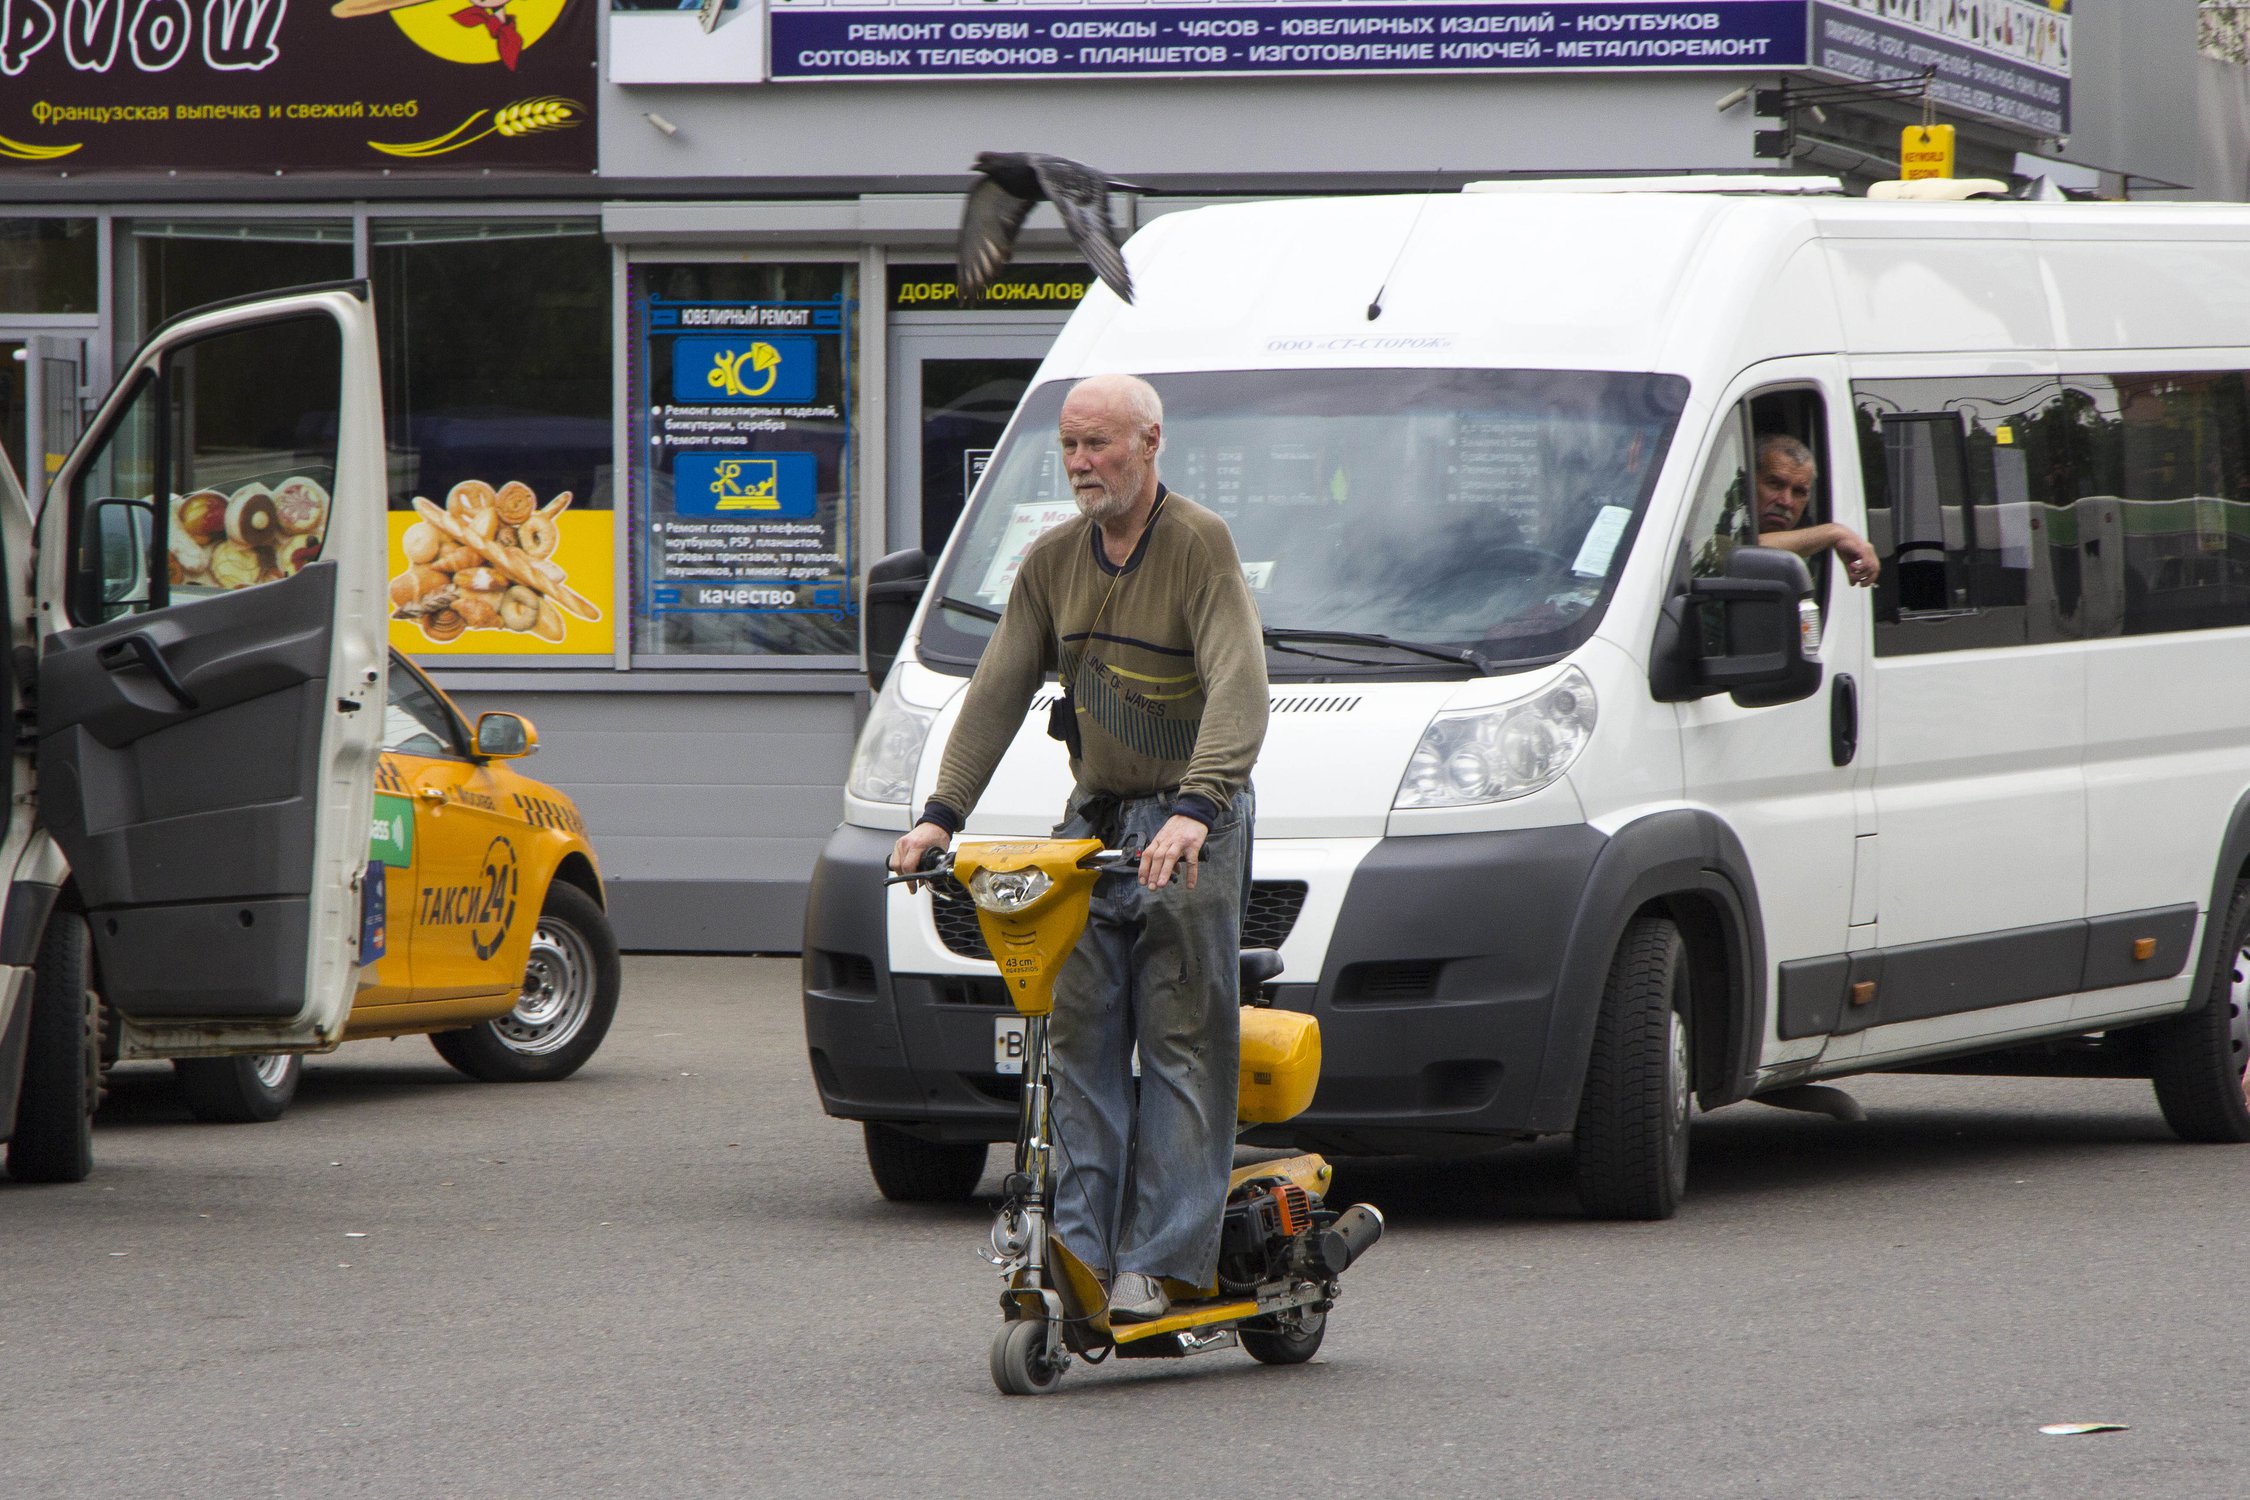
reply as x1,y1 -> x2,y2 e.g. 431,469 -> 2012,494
882,848 -> 955,890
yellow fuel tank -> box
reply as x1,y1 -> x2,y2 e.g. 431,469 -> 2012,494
1237,1007 -> 1320,1124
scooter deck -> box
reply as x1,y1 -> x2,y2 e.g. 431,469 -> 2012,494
1109,1298 -> 1261,1345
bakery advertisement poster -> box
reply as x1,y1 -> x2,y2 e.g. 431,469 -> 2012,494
386,484 -> 615,656
0,0 -> 596,175
632,290 -> 859,657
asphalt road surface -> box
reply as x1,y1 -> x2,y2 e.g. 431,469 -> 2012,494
4,957 -> 2247,1499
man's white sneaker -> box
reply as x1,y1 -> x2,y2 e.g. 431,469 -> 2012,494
1108,1272 -> 1168,1322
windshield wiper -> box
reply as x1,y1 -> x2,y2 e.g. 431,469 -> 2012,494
935,595 -> 1002,624
1261,627 -> 1489,674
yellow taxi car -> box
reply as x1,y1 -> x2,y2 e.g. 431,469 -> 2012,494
162,650 -> 620,1122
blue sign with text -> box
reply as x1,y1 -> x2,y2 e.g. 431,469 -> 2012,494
772,0 -> 1808,80
672,335 -> 819,404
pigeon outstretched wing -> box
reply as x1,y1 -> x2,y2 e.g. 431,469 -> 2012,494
957,176 -> 1034,302
1030,155 -> 1135,305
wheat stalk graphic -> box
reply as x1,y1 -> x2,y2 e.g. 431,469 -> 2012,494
369,97 -> 583,159
0,134 -> 82,161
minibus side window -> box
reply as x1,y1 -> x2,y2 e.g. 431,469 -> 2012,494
2069,371 -> 2250,639
1858,378 -> 2083,655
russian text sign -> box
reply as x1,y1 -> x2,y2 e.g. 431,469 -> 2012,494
771,0 -> 1810,81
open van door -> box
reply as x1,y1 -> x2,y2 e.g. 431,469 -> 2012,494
30,283 -> 388,1054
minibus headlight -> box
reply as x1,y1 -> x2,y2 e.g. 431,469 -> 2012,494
1395,667 -> 1597,808
969,867 -> 1052,913
846,672 -> 935,805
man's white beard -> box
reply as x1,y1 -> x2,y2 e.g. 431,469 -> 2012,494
1074,451 -> 1149,527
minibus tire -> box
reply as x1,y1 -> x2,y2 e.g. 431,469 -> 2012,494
1572,914 -> 1692,1220
6,912 -> 95,1183
2148,882 -> 2250,1143
863,1122 -> 988,1202
174,1054 -> 301,1124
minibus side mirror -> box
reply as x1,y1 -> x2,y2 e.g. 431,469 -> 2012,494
864,547 -> 930,689
1649,545 -> 1823,707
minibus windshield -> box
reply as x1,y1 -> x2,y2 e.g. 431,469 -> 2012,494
917,368 -> 1688,675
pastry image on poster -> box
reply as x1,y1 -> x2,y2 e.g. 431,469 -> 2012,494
170,477 -> 331,592
388,479 -> 603,646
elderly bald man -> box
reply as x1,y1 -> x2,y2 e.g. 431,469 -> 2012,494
890,372 -> 1268,1322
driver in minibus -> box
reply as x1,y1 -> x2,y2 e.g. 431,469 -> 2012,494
1749,434 -> 1881,587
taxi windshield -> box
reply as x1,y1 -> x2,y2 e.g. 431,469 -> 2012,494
917,367 -> 1688,675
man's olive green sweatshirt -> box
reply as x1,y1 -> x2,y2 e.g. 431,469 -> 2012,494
921,488 -> 1268,831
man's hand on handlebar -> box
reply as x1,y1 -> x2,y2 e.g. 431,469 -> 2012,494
890,821 -> 953,890
1139,814 -> 1207,891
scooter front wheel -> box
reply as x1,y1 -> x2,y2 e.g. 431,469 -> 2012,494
990,1319 -> 1066,1395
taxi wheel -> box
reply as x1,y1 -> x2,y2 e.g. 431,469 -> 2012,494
175,1053 -> 302,1124
431,883 -> 620,1084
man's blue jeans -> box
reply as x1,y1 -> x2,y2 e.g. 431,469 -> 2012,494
1047,787 -> 1252,1287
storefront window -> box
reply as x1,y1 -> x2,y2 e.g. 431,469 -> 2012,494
120,220 -> 354,355
0,219 -> 97,315
630,261 -> 859,661
373,219 -> 613,658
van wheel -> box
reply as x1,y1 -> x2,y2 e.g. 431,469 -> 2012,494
6,912 -> 96,1184
1573,914 -> 1692,1220
174,1054 -> 302,1124
431,884 -> 620,1084
863,1123 -> 988,1202
2148,882 -> 2250,1143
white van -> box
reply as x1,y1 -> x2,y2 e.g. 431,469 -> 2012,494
0,284 -> 390,1182
804,180 -> 2250,1219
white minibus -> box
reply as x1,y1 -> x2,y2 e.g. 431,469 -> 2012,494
804,178 -> 2250,1218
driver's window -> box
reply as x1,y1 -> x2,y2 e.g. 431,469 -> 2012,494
1681,391 -> 1835,610
69,313 -> 342,623
382,659 -> 460,758
1683,413 -> 1751,580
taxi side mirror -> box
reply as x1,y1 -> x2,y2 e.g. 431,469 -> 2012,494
474,711 -> 537,759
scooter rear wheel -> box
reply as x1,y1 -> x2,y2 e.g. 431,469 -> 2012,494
1241,1305 -> 1326,1365
991,1319 -> 1065,1395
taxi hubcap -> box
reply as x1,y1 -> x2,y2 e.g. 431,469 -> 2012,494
494,917 -> 595,1056
252,1054 -> 295,1090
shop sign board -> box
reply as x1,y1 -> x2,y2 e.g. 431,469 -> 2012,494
890,263 -> 1094,313
770,0 -> 1809,81
634,291 -> 857,652
1811,1 -> 2069,136
0,0 -> 597,174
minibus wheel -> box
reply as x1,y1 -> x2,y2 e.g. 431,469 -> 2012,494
6,912 -> 96,1183
175,1053 -> 302,1124
1572,914 -> 1692,1220
863,1122 -> 988,1202
2148,881 -> 2250,1143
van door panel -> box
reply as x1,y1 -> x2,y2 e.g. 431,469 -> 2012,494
1668,364 -> 1868,1071
1864,649 -> 2087,945
34,285 -> 387,1039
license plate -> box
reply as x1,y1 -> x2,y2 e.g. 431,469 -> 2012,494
994,1017 -> 1136,1077
995,1016 -> 1026,1075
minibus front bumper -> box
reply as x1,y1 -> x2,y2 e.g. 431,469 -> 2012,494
802,818 -> 1642,1148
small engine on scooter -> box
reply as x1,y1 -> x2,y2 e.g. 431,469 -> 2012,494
1219,1175 -> 1389,1294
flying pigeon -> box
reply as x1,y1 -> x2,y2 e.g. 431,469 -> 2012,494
957,152 -> 1139,306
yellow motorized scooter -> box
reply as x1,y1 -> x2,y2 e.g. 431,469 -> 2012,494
891,838 -> 1384,1395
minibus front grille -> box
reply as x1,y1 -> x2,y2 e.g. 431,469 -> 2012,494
932,880 -> 1310,962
